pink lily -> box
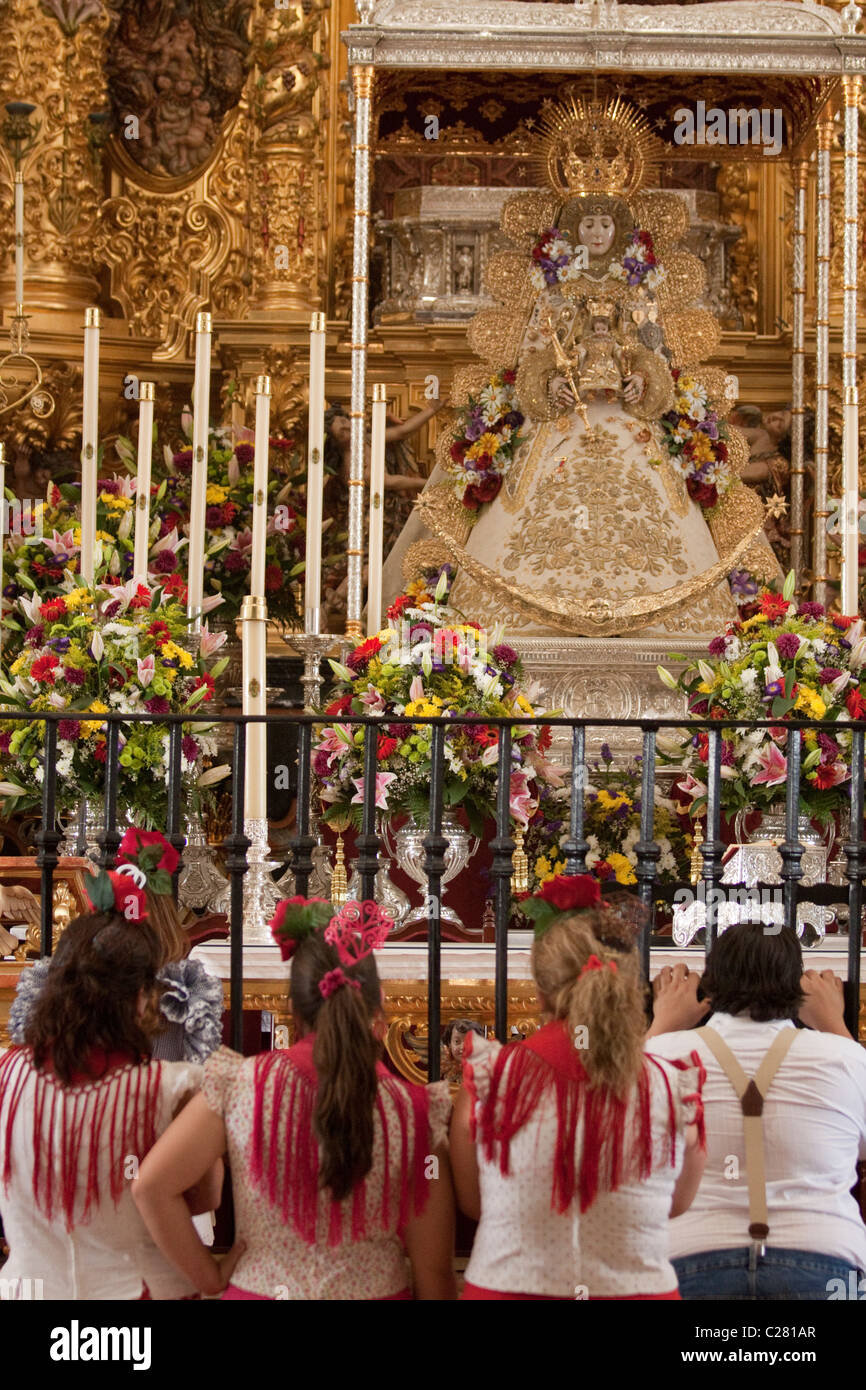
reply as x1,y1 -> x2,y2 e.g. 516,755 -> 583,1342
42,528 -> 78,557
752,742 -> 788,787
358,684 -> 386,714
523,747 -> 566,788
409,674 -> 425,703
151,527 -> 185,556
199,623 -> 228,659
674,771 -> 707,806
315,725 -> 355,765
509,770 -> 538,828
137,654 -> 155,687
351,772 -> 397,811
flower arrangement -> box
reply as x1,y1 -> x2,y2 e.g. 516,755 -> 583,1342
609,228 -> 665,291
524,745 -> 690,893
528,227 -> 589,290
0,576 -> 229,827
312,570 -> 563,836
448,370 -> 524,513
658,573 -> 866,823
656,371 -> 733,513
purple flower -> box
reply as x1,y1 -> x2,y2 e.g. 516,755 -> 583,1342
103,600 -> 122,619
223,551 -> 248,573
504,410 -> 524,429
97,478 -> 121,496
775,633 -> 801,660
818,667 -> 843,685
153,550 -> 178,574
63,667 -> 86,685
818,732 -> 840,761
600,742 -> 613,764
206,506 -> 224,528
182,734 -> 199,763
708,636 -> 727,657
798,601 -> 825,620
464,418 -> 484,443
144,696 -> 170,714
46,636 -> 71,653
729,570 -> 759,600
25,625 -> 45,648
763,678 -> 786,701
492,643 -> 518,668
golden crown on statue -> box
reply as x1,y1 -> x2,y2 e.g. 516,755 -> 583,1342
533,95 -> 661,200
586,297 -> 616,318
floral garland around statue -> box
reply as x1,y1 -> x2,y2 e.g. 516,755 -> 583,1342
608,228 -> 665,291
655,371 -> 734,514
658,572 -> 866,824
448,370 -> 525,513
0,576 -> 230,827
529,227 -> 589,290
312,569 -> 564,836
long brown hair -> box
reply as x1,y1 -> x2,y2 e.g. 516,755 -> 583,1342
532,909 -> 647,1096
145,890 -> 189,967
289,932 -> 382,1201
23,911 -> 163,1084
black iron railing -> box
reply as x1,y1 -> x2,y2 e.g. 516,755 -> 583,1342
5,710 -> 866,1070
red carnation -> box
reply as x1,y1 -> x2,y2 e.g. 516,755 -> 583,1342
450,441 -> 467,463
464,475 -> 502,510
93,738 -> 108,763
537,725 -> 552,754
265,564 -> 282,593
595,861 -> 616,882
148,620 -> 171,645
234,443 -> 255,465
325,693 -> 353,716
39,598 -> 67,622
387,593 -> 412,621
118,827 -> 180,877
222,503 -> 239,524
31,653 -> 60,684
502,369 -> 516,385
686,479 -> 718,510
538,873 -> 601,912
846,688 -> 866,720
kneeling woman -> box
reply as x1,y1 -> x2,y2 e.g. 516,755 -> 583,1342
0,879 -> 225,1300
450,876 -> 706,1300
133,899 -> 456,1300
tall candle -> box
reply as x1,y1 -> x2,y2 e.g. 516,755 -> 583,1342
133,382 -> 155,586
842,390 -> 859,614
305,311 -> 326,634
366,383 -> 387,637
13,172 -> 24,310
251,375 -> 271,599
241,595 -> 268,821
187,311 -> 212,627
80,307 -> 101,586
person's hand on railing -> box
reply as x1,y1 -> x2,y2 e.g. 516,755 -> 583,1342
799,970 -> 853,1039
646,963 -> 710,1038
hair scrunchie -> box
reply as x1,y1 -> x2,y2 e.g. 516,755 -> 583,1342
319,967 -> 361,1000
579,954 -> 618,979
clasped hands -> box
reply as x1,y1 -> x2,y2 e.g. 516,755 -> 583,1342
551,372 -> 645,409
647,963 -> 851,1039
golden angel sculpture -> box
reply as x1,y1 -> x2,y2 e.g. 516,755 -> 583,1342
395,95 -> 779,639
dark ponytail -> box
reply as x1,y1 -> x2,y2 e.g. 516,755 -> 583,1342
289,932 -> 382,1201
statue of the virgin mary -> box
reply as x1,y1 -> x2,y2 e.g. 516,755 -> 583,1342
390,95 -> 779,638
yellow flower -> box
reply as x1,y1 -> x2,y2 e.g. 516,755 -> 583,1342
100,492 -> 131,511
64,589 -> 93,611
206,484 -> 229,505
740,613 -> 769,631
466,431 -> 501,460
404,699 -> 440,718
516,694 -> 535,716
96,530 -> 115,542
10,655 -> 26,675
795,688 -> 826,720
161,640 -> 194,669
596,790 -> 632,813
377,629 -> 395,644
89,701 -> 109,714
81,701 -> 110,738
607,852 -> 637,886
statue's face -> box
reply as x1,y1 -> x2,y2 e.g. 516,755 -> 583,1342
577,214 -> 616,257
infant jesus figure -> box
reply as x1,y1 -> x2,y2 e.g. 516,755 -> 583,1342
551,300 -> 646,413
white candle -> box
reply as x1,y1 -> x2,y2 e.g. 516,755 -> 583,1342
251,375 -> 271,599
241,595 -> 268,820
842,391 -> 860,614
305,311 -> 326,634
80,307 -> 101,586
187,311 -> 212,627
133,382 -> 155,586
366,383 -> 387,637
14,172 -> 24,310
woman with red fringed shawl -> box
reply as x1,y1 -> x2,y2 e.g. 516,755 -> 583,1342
450,875 -> 707,1300
132,898 -> 457,1300
0,860 -> 229,1300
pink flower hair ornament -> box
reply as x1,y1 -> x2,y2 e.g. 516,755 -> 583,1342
319,967 -> 361,1000
323,899 -> 393,966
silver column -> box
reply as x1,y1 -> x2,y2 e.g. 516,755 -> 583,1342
346,64 -> 374,641
842,76 -> 861,615
789,160 -> 808,581
813,113 -> 833,607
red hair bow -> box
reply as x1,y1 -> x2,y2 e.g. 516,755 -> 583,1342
579,954 -> 617,979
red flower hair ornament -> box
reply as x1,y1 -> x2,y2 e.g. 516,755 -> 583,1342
520,873 -> 601,939
86,827 -> 180,921
268,896 -> 334,961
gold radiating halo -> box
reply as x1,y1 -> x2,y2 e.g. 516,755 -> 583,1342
532,94 -> 662,201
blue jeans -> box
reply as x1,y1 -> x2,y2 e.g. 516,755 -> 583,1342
673,1246 -> 864,1300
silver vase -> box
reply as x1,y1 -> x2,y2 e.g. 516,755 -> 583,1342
385,811 -> 478,934
177,804 -> 229,912
58,798 -> 104,864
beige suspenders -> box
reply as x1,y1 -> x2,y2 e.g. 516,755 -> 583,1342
696,1025 -> 798,1253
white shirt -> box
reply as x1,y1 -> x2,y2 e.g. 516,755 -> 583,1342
0,1051 -> 202,1300
465,1034 -> 702,1297
648,1013 -> 866,1269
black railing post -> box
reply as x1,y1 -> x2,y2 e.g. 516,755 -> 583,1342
703,727 -> 725,953
490,723 -> 514,1043
165,720 -> 185,897
357,720 -> 380,902
844,727 -> 865,1039
36,717 -> 61,958
423,722 -> 447,1081
224,718 -> 250,1054
97,719 -> 121,871
288,720 -> 316,896
562,724 -> 589,874
780,727 -> 804,938
635,726 -> 660,977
